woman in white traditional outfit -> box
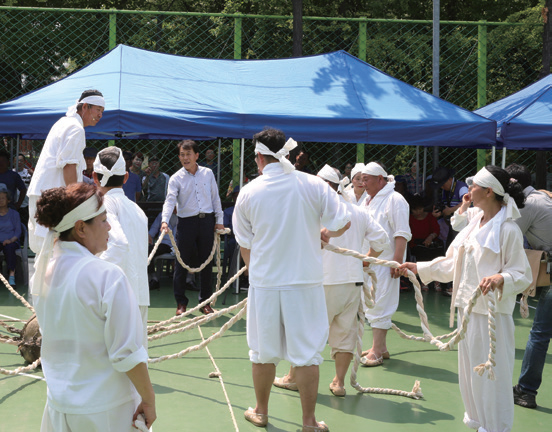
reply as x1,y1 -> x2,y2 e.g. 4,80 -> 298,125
400,165 -> 532,432
32,183 -> 156,432
345,163 -> 367,205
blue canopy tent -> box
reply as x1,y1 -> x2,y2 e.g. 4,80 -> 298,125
475,74 -> 552,150
0,45 -> 495,147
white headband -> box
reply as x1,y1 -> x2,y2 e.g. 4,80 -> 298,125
362,162 -> 395,183
317,164 -> 351,197
66,95 -> 106,117
31,195 -> 106,297
473,167 -> 521,220
351,163 -> 365,180
255,137 -> 298,174
93,147 -> 127,187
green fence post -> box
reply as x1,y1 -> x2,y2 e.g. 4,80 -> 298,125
356,18 -> 367,163
477,20 -> 487,169
108,12 -> 117,147
233,16 -> 243,185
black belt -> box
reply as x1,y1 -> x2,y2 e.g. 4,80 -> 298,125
355,282 -> 363,286
197,212 -> 213,219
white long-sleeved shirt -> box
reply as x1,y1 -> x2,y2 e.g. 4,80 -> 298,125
233,163 -> 350,289
99,188 -> 150,306
323,196 -> 389,285
27,114 -> 86,197
162,165 -> 223,224
418,207 -> 532,317
363,182 -> 411,259
345,188 -> 367,206
34,241 -> 147,415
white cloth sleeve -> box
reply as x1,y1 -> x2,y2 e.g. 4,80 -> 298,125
387,195 -> 412,241
233,190 -> 253,249
101,273 -> 148,373
99,216 -> 129,272
363,213 -> 389,253
209,170 -> 224,224
162,175 -> 179,223
319,182 -> 350,232
56,124 -> 85,169
417,246 -> 456,285
499,221 -> 533,299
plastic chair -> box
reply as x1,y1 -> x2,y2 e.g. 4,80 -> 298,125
155,252 -> 175,281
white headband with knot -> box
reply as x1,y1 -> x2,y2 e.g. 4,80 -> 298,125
473,167 -> 521,220
31,195 -> 106,297
351,163 -> 365,179
362,162 -> 395,183
66,95 -> 106,117
93,147 -> 127,187
317,164 -> 350,197
255,137 -> 298,174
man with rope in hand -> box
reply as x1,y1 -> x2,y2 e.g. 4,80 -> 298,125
233,128 -> 351,432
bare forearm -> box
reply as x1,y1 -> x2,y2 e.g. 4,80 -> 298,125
63,164 -> 78,185
326,221 -> 351,238
393,237 -> 407,263
240,247 -> 251,268
125,362 -> 155,404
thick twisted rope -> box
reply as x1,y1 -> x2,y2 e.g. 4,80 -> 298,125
0,272 -> 34,313
148,299 -> 247,342
473,290 -> 497,380
198,326 -> 240,432
0,358 -> 41,376
148,303 -> 247,364
148,266 -> 247,332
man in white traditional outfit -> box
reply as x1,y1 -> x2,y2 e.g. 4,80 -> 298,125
27,90 -> 105,253
233,129 -> 351,432
93,147 -> 150,346
273,164 -> 389,398
360,162 -> 411,366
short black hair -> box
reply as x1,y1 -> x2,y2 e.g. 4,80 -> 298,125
253,128 -> 286,163
95,147 -> 125,187
177,140 -> 199,154
77,89 -> 103,112
505,163 -> 532,189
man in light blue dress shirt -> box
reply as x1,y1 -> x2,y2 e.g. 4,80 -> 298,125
161,140 -> 224,316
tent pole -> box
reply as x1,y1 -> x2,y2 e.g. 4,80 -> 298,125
234,138 -> 245,295
491,146 -> 496,165
432,0 -> 440,170
217,138 -> 221,185
501,147 -> 506,168
415,146 -> 420,193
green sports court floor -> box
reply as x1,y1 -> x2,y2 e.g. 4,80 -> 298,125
1,278 -> 550,432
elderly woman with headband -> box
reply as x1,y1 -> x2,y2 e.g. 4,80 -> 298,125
400,165 -> 532,432
345,163 -> 367,205
28,90 -> 105,253
32,183 -> 156,432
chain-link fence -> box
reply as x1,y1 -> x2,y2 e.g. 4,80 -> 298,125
1,6 -> 549,203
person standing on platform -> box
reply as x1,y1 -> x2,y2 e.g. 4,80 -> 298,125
161,140 -> 224,316
93,147 -> 150,347
233,128 -> 351,431
27,89 -> 105,252
360,162 -> 411,367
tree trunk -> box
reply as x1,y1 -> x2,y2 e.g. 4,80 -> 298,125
537,2 -> 551,189
292,0 -> 303,57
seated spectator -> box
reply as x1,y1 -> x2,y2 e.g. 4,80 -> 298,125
0,184 -> 21,286
147,209 -> 177,290
82,147 -> 98,185
0,151 -> 26,211
122,150 -> 142,202
14,153 -> 32,226
408,194 -> 442,291
142,155 -> 170,202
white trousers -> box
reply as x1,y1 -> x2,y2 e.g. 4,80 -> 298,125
457,310 -> 515,432
40,399 -> 137,432
247,285 -> 328,367
325,283 -> 361,358
29,195 -> 48,254
364,264 -> 399,329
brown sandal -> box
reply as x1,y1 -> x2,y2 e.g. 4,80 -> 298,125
329,383 -> 346,397
244,407 -> 268,427
273,376 -> 298,391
